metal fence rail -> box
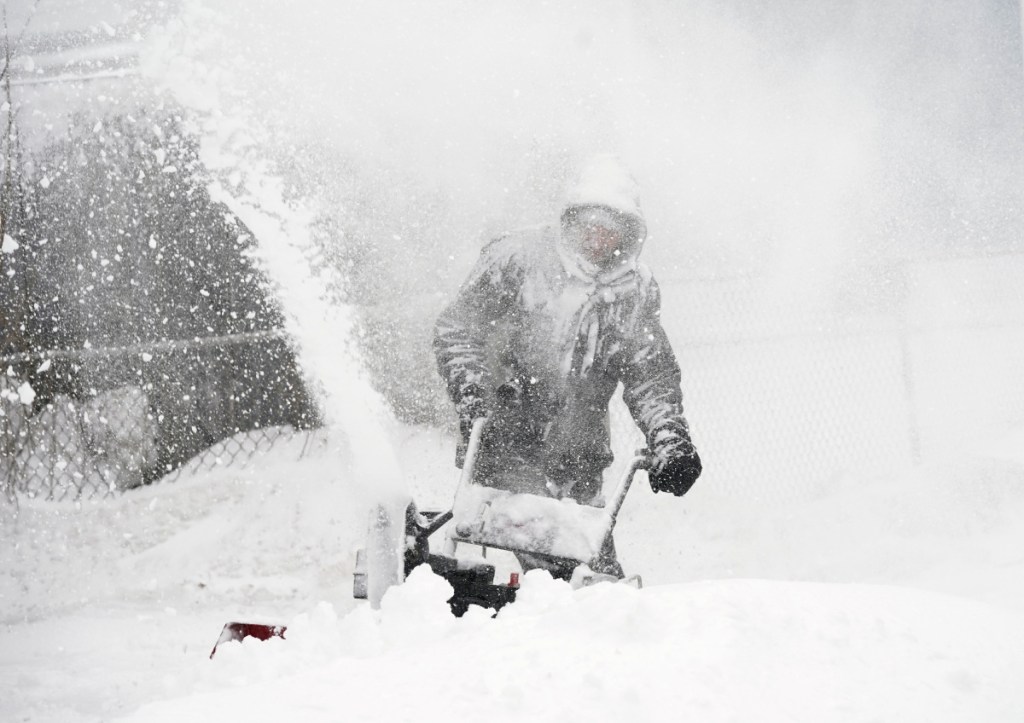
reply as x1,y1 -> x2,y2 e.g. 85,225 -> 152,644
160,424 -> 329,484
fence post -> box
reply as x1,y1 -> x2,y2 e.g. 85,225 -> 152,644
1,404 -> 16,509
897,261 -> 922,464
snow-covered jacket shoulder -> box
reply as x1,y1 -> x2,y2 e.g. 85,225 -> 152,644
432,227 -> 552,399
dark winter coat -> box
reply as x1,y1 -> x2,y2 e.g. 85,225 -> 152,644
434,222 -> 695,496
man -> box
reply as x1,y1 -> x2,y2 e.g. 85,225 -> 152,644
433,155 -> 701,578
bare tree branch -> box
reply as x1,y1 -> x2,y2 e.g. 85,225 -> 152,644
0,0 -> 41,84
0,6 -> 11,247
0,6 -> 9,85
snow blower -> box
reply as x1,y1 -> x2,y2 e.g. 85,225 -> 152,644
211,416 -> 651,656
352,416 -> 651,614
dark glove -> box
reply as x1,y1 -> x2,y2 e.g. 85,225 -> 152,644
649,446 -> 702,497
454,388 -> 488,468
456,392 -> 488,443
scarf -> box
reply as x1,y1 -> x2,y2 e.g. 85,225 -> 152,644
555,235 -> 638,379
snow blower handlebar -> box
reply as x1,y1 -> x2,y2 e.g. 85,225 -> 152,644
461,414 -> 490,489
404,417 -> 493,543
360,417 -> 655,620
605,451 -> 654,528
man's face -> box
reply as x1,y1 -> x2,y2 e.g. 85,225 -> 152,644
578,222 -> 627,266
566,207 -> 638,269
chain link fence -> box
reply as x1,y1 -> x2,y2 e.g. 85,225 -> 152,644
159,424 -> 329,484
1,330 -> 319,502
608,253 -> 1024,501
5,253 -> 1022,506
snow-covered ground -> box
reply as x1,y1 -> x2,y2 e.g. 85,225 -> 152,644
6,1 -> 1024,720
3,422 -> 1024,722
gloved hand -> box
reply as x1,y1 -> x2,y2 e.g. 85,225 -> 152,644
649,446 -> 702,497
456,391 -> 488,444
454,388 -> 488,468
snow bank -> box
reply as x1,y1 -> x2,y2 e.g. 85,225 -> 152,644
0,431 -> 359,626
127,571 -> 1024,723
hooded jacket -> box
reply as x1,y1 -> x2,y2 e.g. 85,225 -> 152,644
434,157 -> 695,491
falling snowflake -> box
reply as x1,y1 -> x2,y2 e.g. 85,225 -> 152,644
18,381 -> 36,406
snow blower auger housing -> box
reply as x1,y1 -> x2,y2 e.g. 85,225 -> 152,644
353,416 -> 652,617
